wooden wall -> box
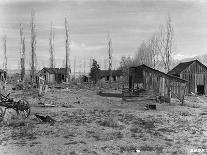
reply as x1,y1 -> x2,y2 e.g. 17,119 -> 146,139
180,61 -> 207,94
129,66 -> 186,102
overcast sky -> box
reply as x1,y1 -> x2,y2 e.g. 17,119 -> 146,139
0,0 -> 207,71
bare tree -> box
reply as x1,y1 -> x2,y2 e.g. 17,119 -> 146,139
30,10 -> 37,83
156,15 -> 174,73
134,42 -> 153,67
148,34 -> 160,69
49,22 -> 55,68
20,24 -> 25,82
2,35 -> 7,92
108,34 -> 113,84
3,35 -> 7,73
73,57 -> 76,78
65,17 -> 71,82
119,56 -> 133,82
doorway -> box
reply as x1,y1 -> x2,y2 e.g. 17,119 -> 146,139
197,85 -> 204,95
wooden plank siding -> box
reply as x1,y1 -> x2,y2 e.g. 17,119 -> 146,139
129,65 -> 187,103
180,61 -> 207,94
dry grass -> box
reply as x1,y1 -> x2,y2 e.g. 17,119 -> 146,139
0,88 -> 206,154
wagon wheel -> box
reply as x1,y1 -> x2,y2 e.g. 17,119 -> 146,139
16,99 -> 31,119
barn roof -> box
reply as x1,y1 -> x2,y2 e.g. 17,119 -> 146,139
42,67 -> 67,74
130,64 -> 187,83
168,60 -> 207,75
100,70 -> 122,77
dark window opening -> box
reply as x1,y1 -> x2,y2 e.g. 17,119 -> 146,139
106,76 -> 109,81
113,76 -> 116,81
197,85 -> 204,95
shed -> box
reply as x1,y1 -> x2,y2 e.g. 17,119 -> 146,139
38,67 -> 67,84
168,60 -> 207,95
129,64 -> 187,103
100,70 -> 123,82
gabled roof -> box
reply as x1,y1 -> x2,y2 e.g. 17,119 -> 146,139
42,67 -> 67,74
168,60 -> 207,75
130,64 -> 187,83
100,70 -> 122,77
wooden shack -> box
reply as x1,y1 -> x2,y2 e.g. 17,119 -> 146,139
100,70 -> 123,82
129,64 -> 187,103
168,60 -> 207,95
38,67 -> 67,84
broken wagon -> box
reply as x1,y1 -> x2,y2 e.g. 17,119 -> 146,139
0,93 -> 30,121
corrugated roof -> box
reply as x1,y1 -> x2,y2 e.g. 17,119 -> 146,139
168,60 -> 204,75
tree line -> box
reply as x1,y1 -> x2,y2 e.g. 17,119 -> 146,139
119,15 -> 175,80
2,10 -> 71,84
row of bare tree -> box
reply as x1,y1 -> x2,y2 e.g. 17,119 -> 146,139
3,10 -> 71,83
120,15 -> 175,79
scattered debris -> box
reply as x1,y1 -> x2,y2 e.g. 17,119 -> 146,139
38,102 -> 56,107
144,104 -> 156,110
62,104 -> 74,108
35,114 -> 55,124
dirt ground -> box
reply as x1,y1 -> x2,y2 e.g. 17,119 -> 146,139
1,87 -> 207,155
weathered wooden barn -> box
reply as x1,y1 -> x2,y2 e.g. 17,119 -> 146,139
129,64 -> 187,103
168,60 -> 207,95
38,68 -> 67,84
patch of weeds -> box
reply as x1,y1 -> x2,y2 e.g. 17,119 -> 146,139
130,125 -> 142,133
179,111 -> 192,116
87,130 -> 95,134
79,140 -> 86,144
97,118 -> 120,128
13,140 -> 27,146
92,134 -> 101,141
105,131 -> 123,140
165,141 -> 173,146
7,121 -> 26,128
69,151 -> 77,155
153,131 -> 163,137
140,145 -> 163,153
120,114 -> 137,124
62,104 -> 74,108
65,140 -> 86,145
11,129 -> 37,141
63,133 -> 76,138
119,145 -> 137,153
82,149 -> 97,155
29,141 -> 41,147
43,130 -> 55,136
187,103 -> 200,108
64,141 -> 78,145
157,128 -> 175,133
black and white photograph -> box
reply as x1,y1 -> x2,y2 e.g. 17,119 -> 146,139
0,0 -> 207,154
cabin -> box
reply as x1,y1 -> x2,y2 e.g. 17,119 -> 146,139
100,70 -> 122,82
38,67 -> 67,84
168,60 -> 207,95
129,64 -> 187,103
